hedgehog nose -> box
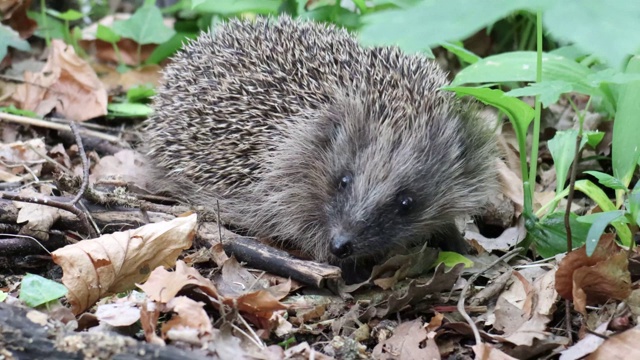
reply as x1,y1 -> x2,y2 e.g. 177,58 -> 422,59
330,234 -> 353,258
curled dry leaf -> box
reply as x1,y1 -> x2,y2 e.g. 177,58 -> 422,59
52,214 -> 196,314
12,39 -> 108,121
555,234 -> 631,314
161,296 -> 214,344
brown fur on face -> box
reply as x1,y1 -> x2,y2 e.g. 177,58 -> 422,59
144,16 -> 498,281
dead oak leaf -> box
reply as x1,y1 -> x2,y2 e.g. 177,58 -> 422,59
52,214 -> 196,314
161,296 -> 214,344
138,260 -> 219,303
13,39 -> 107,121
372,319 -> 440,360
13,187 -> 62,241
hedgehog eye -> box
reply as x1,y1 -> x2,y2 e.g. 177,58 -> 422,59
397,195 -> 414,216
338,174 -> 352,191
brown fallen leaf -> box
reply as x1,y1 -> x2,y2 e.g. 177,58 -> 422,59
555,234 -> 631,314
0,138 -> 46,179
138,260 -> 219,303
473,343 -> 518,360
52,213 -> 196,314
13,39 -> 108,121
161,296 -> 214,344
12,187 -> 62,241
372,319 -> 440,360
587,327 -> 640,360
89,149 -> 149,185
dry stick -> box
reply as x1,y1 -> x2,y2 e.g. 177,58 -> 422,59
68,122 -> 89,206
562,133 -> 583,343
0,112 -> 122,144
457,247 -> 522,346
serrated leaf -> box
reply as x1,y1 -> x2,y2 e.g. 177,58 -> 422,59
0,24 -> 31,61
112,4 -> 175,45
19,273 -> 68,307
584,171 -> 627,191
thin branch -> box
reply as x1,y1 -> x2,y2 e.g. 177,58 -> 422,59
457,247 -> 522,346
68,122 -> 90,206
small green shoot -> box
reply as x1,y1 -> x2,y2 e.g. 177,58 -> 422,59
19,273 -> 68,308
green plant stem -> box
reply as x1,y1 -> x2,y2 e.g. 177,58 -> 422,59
528,10 -> 543,202
40,0 -> 50,47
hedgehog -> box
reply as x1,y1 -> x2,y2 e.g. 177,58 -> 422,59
143,15 -> 497,283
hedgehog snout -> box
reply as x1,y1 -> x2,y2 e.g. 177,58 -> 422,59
330,233 -> 354,259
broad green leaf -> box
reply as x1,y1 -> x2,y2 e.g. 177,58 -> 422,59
437,252 -> 473,268
441,41 -> 480,65
444,87 -> 534,150
28,11 -> 66,40
548,130 -> 583,196
146,32 -> 198,65
47,9 -> 83,21
543,0 -> 640,69
578,210 -> 627,256
112,4 -> 175,45
506,80 -> 573,108
108,103 -> 154,117
530,211 -> 589,258
612,55 -> 640,201
629,184 -> 640,226
19,274 -> 68,307
587,69 -> 640,87
584,131 -> 605,148
193,0 -> 282,15
359,0 -> 544,53
549,45 -> 590,61
96,24 -> 120,44
126,85 -> 156,102
452,52 -> 600,100
0,24 -> 31,61
584,171 -> 627,191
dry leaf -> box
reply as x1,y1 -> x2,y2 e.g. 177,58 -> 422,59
13,40 -> 108,121
52,214 -> 196,314
473,343 -> 518,360
13,187 -> 62,241
587,327 -> 640,360
0,138 -> 46,179
161,296 -> 214,344
1,0 -> 37,39
138,260 -> 218,303
372,319 -> 440,360
90,149 -> 149,185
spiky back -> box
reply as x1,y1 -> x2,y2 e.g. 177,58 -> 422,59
145,15 -> 452,196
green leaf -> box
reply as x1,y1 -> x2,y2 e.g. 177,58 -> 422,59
437,252 -> 473,268
543,0 -> 640,69
441,41 -> 480,65
584,171 -> 627,191
577,210 -> 627,256
96,24 -> 121,44
629,183 -> 640,226
47,9 -> 84,21
19,274 -> 68,307
506,80 -> 573,108
587,69 -> 640,87
112,4 -> 175,45
193,0 -> 282,15
126,85 -> 156,103
584,131 -> 605,148
0,24 -> 31,61
28,11 -> 66,40
530,211 -> 589,258
0,105 -> 40,118
0,291 -> 7,302
548,130 -> 582,195
444,87 -> 534,151
612,55 -> 640,194
146,31 -> 198,64
108,103 -> 154,117
359,0 -> 543,53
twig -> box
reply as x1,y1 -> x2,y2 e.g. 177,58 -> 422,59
68,122 -> 89,206
0,112 -> 123,144
1,192 -> 97,238
457,247 -> 522,346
